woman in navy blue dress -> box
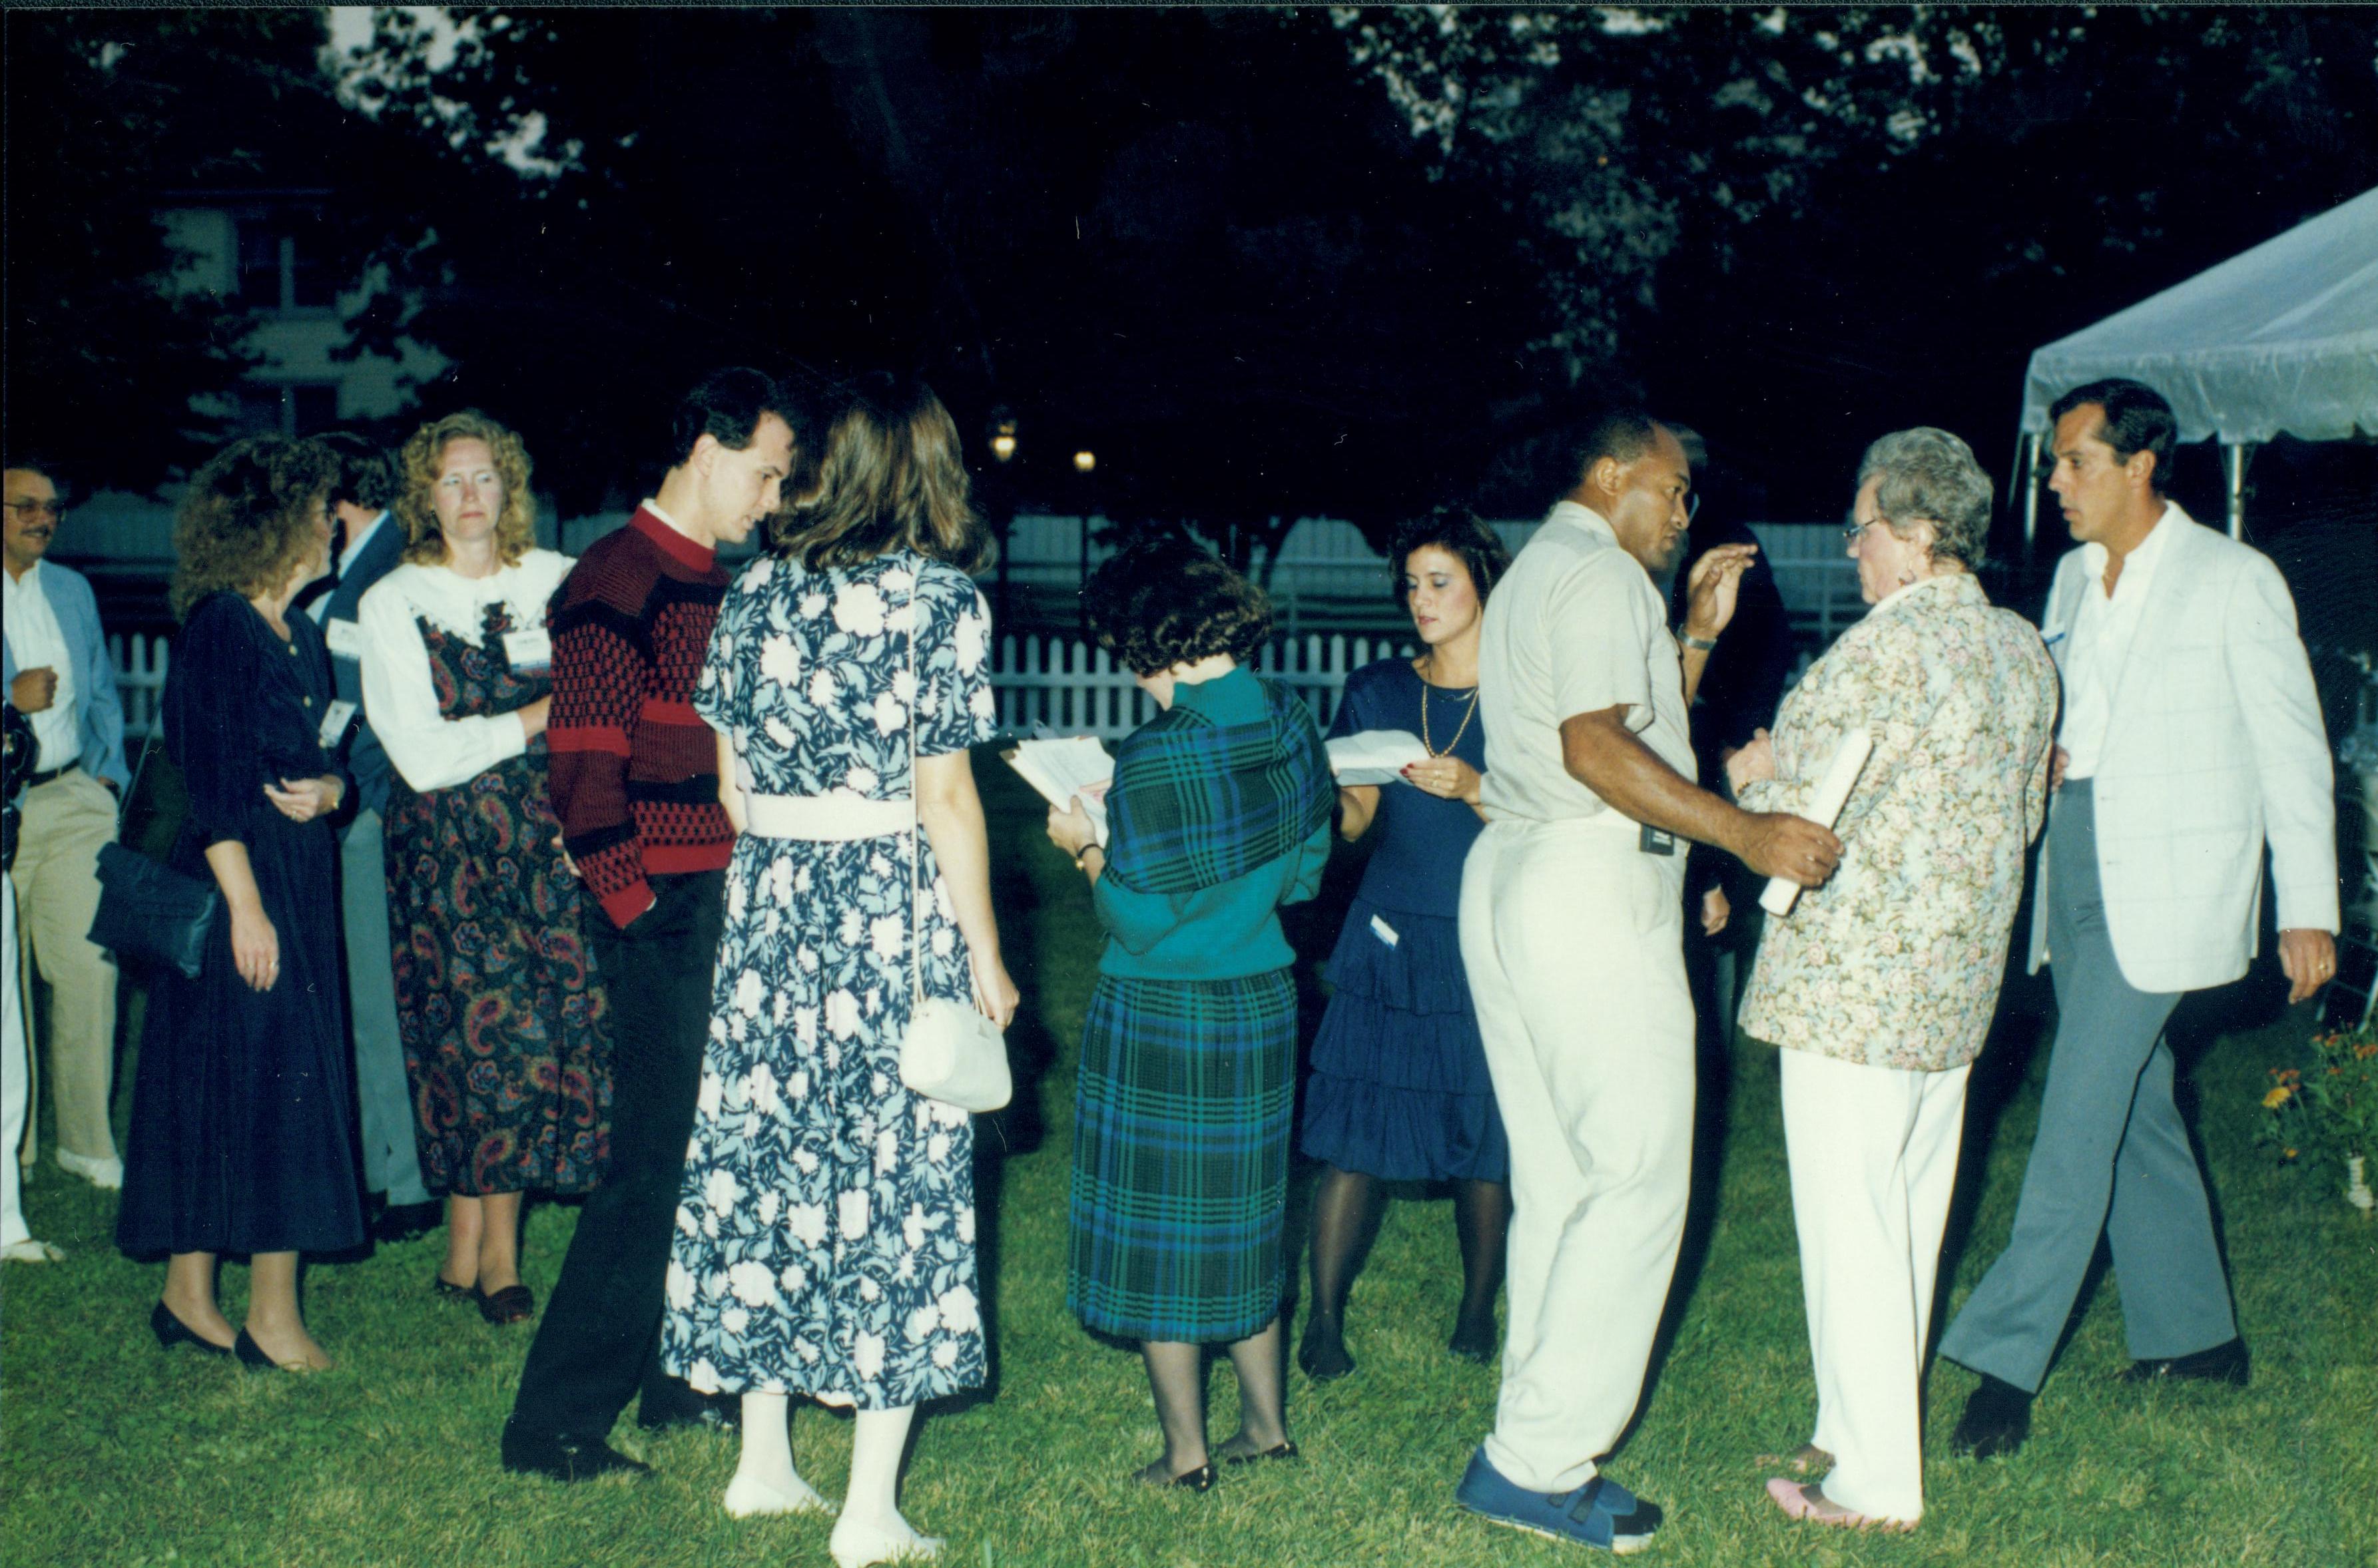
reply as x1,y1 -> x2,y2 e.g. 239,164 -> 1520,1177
1298,509 -> 1513,1381
119,436 -> 362,1372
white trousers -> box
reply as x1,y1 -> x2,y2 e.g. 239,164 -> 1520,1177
1779,1048 -> 1970,1524
1460,819 -> 1694,1493
3,871 -> 29,1246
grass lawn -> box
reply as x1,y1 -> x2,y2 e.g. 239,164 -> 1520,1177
3,758 -> 2373,1567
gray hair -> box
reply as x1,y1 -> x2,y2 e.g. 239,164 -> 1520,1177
1855,427 -> 1992,570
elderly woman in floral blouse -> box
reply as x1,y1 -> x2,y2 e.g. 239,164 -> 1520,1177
1726,427 -> 2056,1533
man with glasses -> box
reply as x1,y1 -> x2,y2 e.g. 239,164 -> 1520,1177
2,460 -> 129,1190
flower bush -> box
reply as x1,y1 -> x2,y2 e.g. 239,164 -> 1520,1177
2258,1024 -> 2378,1192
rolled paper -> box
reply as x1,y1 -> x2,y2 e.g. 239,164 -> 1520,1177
1758,729 -> 1874,918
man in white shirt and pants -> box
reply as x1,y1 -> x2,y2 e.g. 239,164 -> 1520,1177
1452,413 -> 1842,1551
3,459 -> 129,1192
1944,378 -> 2339,1458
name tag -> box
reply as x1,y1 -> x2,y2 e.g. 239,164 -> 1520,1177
318,698 -> 358,748
325,617 -> 364,660
1639,824 -> 1677,857
501,627 -> 553,672
1370,913 -> 1400,947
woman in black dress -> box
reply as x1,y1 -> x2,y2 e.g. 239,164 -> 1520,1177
119,435 -> 360,1372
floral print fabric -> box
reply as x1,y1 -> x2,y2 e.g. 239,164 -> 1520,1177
661,551 -> 998,1406
386,604 -> 611,1197
1738,572 -> 2058,1072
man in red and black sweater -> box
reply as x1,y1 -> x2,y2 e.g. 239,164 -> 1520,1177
503,370 -> 796,1483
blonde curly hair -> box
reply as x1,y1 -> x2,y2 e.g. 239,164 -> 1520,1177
168,437 -> 338,621
394,409 -> 538,567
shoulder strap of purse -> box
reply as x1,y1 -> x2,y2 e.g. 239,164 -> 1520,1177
907,567 -> 924,1009
116,730 -> 158,834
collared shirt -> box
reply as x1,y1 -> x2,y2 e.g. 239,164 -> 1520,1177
2,561 -> 82,771
310,510 -> 392,625
2059,502 -> 2179,780
1477,500 -> 1695,826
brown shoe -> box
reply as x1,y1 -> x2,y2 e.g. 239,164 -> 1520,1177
478,1284 -> 535,1325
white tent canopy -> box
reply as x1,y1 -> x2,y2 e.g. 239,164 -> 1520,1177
2018,186 -> 2378,541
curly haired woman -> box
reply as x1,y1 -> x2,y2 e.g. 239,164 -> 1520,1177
119,435 -> 360,1371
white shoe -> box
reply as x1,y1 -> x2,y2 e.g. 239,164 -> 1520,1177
828,1517 -> 943,1568
723,1472 -> 832,1519
1,1238 -> 65,1263
56,1150 -> 123,1189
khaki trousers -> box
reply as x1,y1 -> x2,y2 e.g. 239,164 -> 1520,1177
4,872 -> 30,1244
1459,817 -> 1695,1494
12,768 -> 120,1164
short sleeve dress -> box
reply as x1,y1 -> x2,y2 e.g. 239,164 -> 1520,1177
118,593 -> 364,1257
1299,656 -> 1508,1184
661,551 -> 998,1409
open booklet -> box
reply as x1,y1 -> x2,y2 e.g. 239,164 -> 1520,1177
1326,728 -> 1429,786
1003,735 -> 1115,847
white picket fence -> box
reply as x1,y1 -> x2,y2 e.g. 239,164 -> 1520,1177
103,629 -> 1406,745
992,633 -> 1416,740
109,634 -> 170,742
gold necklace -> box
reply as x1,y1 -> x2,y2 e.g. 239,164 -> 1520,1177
1418,655 -> 1478,758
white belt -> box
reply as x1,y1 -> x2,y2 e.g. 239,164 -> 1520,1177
743,792 -> 912,841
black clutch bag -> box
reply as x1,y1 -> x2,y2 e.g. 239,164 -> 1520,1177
85,734 -> 221,981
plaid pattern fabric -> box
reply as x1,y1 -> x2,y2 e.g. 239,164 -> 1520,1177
1103,676 -> 1333,896
1067,969 -> 1299,1342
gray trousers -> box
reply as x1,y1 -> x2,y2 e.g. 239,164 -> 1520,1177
343,807 -> 428,1205
1940,780 -> 2237,1392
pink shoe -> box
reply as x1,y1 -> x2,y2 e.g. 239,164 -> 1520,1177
1765,1477 -> 1916,1533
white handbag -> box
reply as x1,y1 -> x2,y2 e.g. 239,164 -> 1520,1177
896,572 -> 1012,1114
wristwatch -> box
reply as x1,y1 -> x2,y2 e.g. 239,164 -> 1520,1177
1677,631 -> 1719,653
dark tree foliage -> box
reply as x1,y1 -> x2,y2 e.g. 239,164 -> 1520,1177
339,9 -> 1554,556
5,16 -> 261,490
1337,6 -> 2378,521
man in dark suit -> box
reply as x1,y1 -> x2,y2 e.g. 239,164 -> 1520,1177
1666,429 -> 1793,1050
309,432 -> 436,1241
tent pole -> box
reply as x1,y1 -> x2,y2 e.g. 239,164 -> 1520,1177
2223,441 -> 2249,541
2022,430 -> 2042,559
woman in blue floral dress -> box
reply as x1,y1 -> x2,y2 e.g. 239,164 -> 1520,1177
662,376 -> 1018,1568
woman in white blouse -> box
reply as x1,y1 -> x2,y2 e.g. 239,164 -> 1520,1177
358,411 -> 613,1326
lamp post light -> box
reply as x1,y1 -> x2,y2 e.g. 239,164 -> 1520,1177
1072,449 -> 1096,474
989,409 -> 1018,465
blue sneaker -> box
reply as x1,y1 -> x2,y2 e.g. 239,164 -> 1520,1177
1454,1445 -> 1663,1553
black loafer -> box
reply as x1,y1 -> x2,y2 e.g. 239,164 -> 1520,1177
477,1284 -> 536,1325
1950,1374 -> 2032,1459
2120,1336 -> 2249,1387
1134,1459 -> 1217,1492
1221,1440 -> 1299,1466
501,1425 -> 654,1483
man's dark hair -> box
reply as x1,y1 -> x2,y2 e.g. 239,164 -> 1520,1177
317,431 -> 396,513
1083,534 -> 1271,676
2,455 -> 66,499
673,367 -> 790,465
1569,410 -> 1666,493
2048,378 -> 2177,483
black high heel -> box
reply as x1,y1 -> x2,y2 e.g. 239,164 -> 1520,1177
233,1328 -> 302,1373
1133,1459 -> 1217,1492
150,1301 -> 232,1359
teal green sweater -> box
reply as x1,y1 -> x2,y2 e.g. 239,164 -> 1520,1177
1092,666 -> 1333,981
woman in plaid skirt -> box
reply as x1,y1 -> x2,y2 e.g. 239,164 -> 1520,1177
1047,537 -> 1336,1492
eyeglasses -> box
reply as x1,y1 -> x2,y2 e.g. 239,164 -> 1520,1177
6,499 -> 64,522
1841,515 -> 1891,544
1685,493 -> 1701,523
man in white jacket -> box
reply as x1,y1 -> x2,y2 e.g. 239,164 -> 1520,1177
1943,378 -> 2339,1459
